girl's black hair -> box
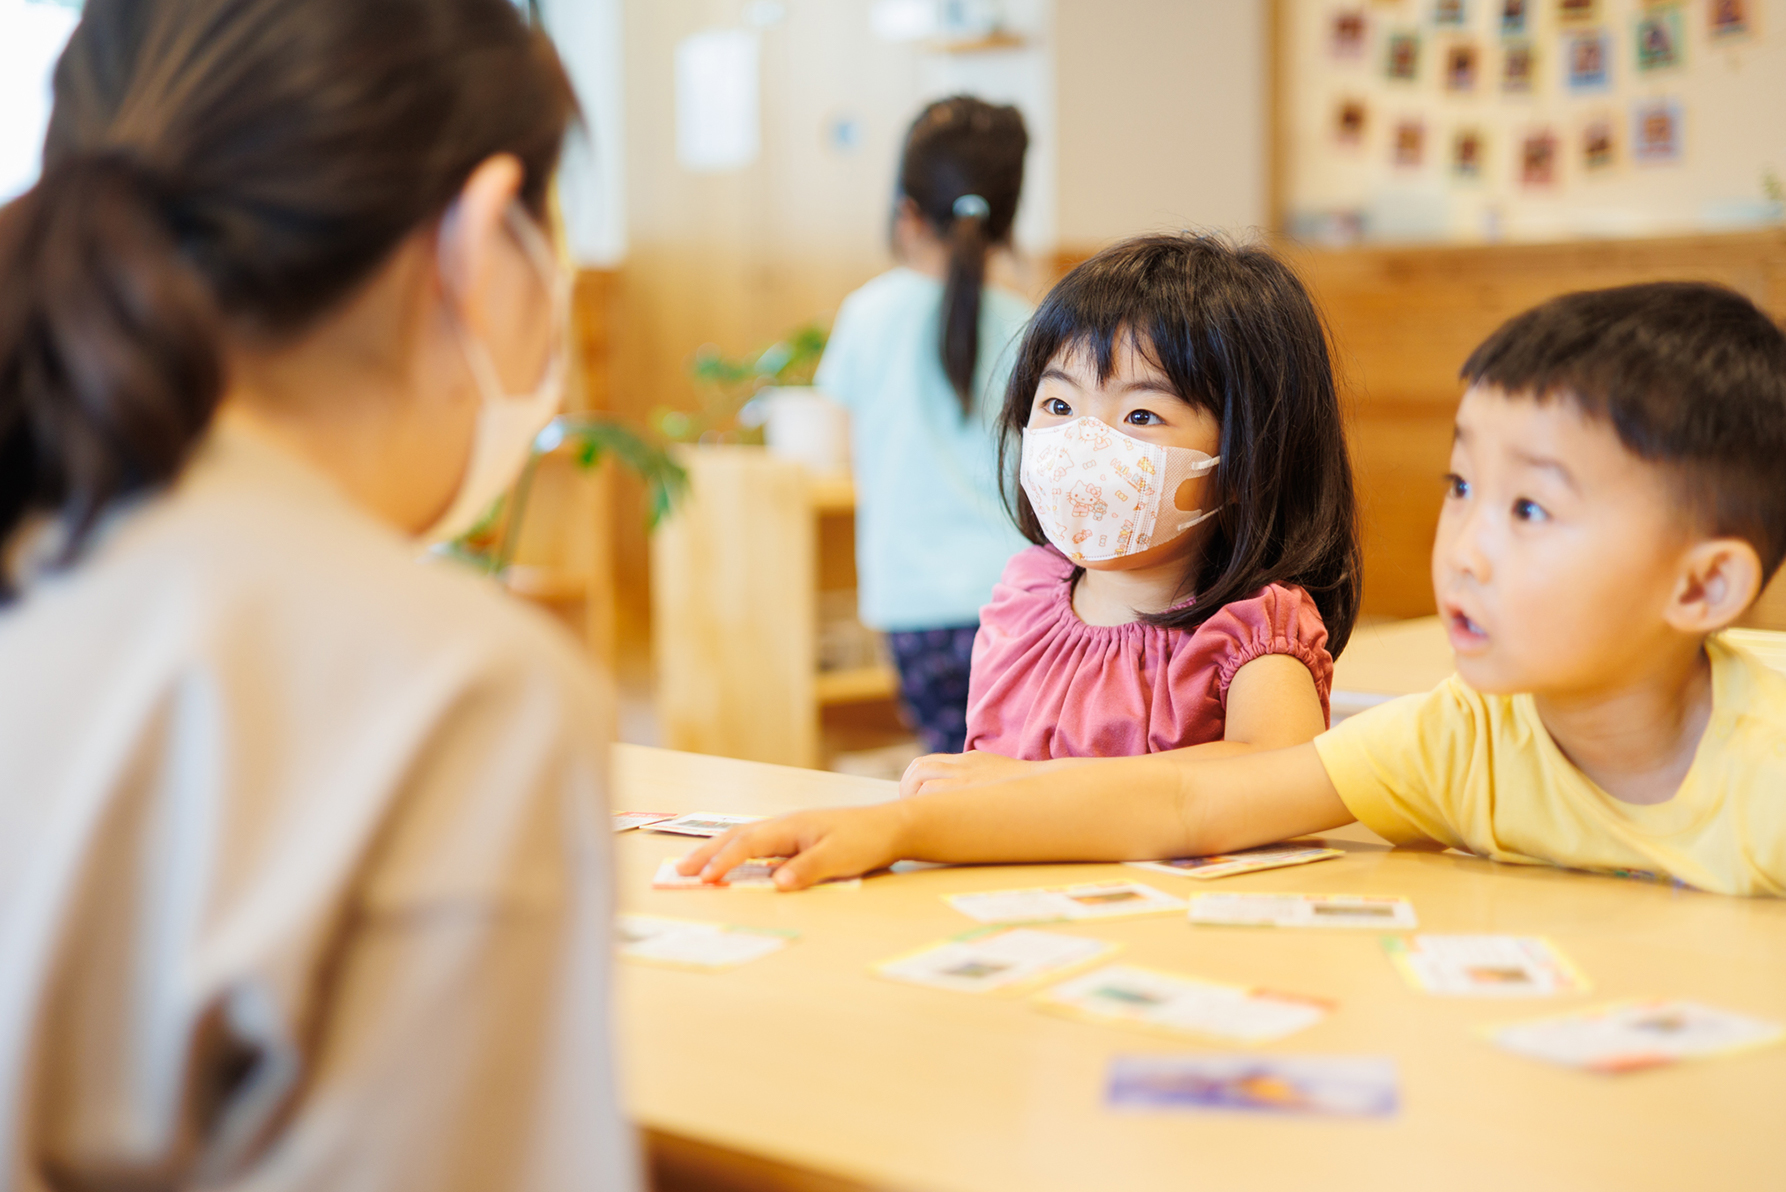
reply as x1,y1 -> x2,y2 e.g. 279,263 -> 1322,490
896,96 -> 1027,416
997,234 -> 1363,654
0,0 -> 576,598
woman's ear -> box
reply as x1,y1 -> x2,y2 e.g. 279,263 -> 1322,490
1666,537 -> 1763,634
435,154 -> 525,340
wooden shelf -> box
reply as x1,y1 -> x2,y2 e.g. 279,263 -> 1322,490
814,664 -> 899,705
654,445 -> 890,768
808,473 -> 856,514
502,563 -> 589,604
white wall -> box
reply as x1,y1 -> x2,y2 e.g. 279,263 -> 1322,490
552,0 -> 1271,264
0,0 -> 79,203
542,0 -> 628,265
1054,0 -> 1270,245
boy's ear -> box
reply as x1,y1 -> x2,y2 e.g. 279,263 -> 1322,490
1665,537 -> 1763,634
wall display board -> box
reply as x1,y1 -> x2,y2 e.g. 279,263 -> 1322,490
1281,0 -> 1786,244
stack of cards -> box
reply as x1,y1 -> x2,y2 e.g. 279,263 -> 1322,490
616,914 -> 795,969
875,928 -> 1116,995
1487,1000 -> 1784,1073
652,857 -> 862,890
946,880 -> 1185,925
1034,965 -> 1332,1043
644,812 -> 763,838
1386,935 -> 1589,997
613,811 -> 676,833
1128,845 -> 1343,881
1107,1054 -> 1398,1118
1189,892 -> 1417,930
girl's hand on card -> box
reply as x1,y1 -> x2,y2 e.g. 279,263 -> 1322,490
675,803 -> 910,891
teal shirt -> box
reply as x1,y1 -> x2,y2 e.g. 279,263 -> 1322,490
815,268 -> 1033,632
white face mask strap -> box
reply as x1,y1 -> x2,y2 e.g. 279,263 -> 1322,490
420,202 -> 570,545
444,203 -> 569,397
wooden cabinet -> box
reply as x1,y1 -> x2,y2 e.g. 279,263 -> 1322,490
651,445 -> 899,768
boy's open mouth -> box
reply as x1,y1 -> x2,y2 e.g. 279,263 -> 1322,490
1445,606 -> 1489,650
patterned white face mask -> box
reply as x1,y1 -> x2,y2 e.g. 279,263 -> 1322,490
1019,416 -> 1220,563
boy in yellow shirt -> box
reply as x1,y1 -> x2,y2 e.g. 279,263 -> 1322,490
682,281 -> 1786,896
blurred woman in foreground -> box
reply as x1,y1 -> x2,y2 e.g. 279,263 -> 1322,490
0,0 -> 634,1187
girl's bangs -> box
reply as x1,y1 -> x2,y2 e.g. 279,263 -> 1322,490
1028,272 -> 1224,414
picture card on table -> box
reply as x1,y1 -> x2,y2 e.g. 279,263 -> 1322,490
946,880 -> 1185,925
653,857 -> 861,890
875,928 -> 1117,995
1034,965 -> 1332,1044
1386,935 -> 1589,997
616,914 -> 795,969
613,811 -> 677,833
1107,1054 -> 1398,1118
1127,845 -> 1344,882
1189,892 -> 1417,930
1487,999 -> 1783,1073
644,812 -> 764,838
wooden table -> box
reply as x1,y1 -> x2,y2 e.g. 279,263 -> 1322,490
614,743 -> 1786,1192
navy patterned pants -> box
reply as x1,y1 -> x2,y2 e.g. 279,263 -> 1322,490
885,623 -> 980,755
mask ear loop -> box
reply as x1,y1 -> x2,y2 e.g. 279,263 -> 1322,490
497,202 -> 572,398
446,203 -> 571,401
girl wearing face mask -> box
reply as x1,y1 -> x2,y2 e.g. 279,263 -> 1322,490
0,1 -> 634,1188
956,234 -> 1362,764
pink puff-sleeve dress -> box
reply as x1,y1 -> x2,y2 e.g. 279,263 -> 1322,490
963,546 -> 1335,760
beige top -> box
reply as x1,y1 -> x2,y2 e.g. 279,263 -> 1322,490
0,422 -> 636,1191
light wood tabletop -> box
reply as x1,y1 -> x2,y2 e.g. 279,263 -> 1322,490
613,743 -> 1786,1192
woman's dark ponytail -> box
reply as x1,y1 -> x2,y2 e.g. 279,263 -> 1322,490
0,155 -> 221,585
897,97 -> 1027,416
0,0 -> 575,598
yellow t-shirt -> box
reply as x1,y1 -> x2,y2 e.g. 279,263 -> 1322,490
1313,636 -> 1786,896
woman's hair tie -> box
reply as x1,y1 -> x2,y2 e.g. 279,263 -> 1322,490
952,193 -> 990,221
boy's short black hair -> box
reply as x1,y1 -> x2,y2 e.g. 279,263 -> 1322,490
997,234 -> 1363,654
1462,282 -> 1786,578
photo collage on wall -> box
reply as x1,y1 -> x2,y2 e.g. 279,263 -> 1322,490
1322,0 -> 1750,191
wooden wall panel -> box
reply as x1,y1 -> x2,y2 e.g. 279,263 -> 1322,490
572,268 -> 618,415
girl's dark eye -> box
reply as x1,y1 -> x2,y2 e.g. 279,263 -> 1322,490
1124,409 -> 1162,426
1443,473 -> 1469,499
1042,397 -> 1072,416
1512,497 -> 1548,523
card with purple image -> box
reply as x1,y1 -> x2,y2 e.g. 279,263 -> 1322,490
1107,1054 -> 1398,1118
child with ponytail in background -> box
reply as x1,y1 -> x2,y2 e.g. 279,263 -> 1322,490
816,95 -> 1033,754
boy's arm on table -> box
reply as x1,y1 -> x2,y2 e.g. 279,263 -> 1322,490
680,744 -> 1356,890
